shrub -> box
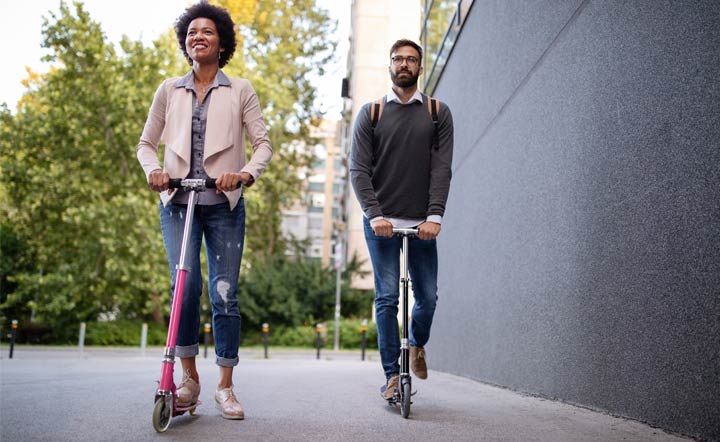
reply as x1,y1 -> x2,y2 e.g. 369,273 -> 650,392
241,318 -> 377,349
84,320 -> 167,346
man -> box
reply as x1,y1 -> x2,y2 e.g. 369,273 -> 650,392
349,39 -> 454,399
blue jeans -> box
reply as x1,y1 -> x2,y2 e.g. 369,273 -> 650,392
363,218 -> 438,379
159,200 -> 245,367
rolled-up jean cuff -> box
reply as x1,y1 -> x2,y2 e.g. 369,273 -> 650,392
216,356 -> 239,367
176,344 -> 199,358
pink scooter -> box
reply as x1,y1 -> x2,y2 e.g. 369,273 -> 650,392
152,178 -> 239,432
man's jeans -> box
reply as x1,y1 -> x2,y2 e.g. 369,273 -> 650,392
363,218 -> 438,379
159,200 -> 245,367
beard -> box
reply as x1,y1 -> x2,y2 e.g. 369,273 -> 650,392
391,68 -> 419,88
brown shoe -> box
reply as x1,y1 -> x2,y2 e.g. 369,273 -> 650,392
176,369 -> 200,406
380,375 -> 399,400
410,346 -> 428,379
215,386 -> 245,420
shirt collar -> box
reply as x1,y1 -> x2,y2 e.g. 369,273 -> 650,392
175,69 -> 231,90
386,89 -> 423,105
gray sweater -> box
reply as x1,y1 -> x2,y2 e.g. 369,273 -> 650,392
350,95 -> 454,220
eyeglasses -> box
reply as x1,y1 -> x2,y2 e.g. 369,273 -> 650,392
390,56 -> 419,66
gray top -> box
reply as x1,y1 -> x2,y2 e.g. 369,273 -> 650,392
173,70 -> 232,205
350,94 -> 454,220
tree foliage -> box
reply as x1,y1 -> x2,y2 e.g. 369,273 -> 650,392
0,0 -> 359,341
1,2 -> 175,339
219,0 -> 337,258
238,251 -> 371,333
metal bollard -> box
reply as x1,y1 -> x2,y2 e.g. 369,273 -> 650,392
262,323 -> 269,359
361,319 -> 368,361
78,322 -> 86,356
204,323 -> 211,359
315,324 -> 323,360
9,320 -> 18,359
140,323 -> 148,357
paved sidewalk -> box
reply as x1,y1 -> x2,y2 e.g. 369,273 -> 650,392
1,346 -> 693,442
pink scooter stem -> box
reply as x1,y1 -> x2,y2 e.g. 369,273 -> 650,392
158,269 -> 187,392
158,189 -> 199,394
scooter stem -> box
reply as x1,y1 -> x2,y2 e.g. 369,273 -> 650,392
159,190 -> 198,392
400,234 -> 410,376
177,190 -> 198,273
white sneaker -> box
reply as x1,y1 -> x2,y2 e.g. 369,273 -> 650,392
176,369 -> 200,406
215,386 -> 245,420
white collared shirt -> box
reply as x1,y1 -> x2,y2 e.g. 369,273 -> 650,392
386,89 -> 423,105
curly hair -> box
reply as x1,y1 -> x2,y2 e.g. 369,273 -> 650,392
175,1 -> 237,68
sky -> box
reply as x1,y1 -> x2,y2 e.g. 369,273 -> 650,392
0,0 -> 350,117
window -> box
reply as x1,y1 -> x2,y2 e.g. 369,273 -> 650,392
422,0 -> 475,95
308,182 -> 325,193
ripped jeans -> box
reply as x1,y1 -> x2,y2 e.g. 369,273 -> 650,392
159,199 -> 245,367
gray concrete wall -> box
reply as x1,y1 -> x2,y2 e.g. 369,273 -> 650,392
429,1 -> 720,440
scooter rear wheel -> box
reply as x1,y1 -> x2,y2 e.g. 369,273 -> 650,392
400,380 -> 411,418
153,397 -> 172,432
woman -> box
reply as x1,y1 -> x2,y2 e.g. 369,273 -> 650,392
136,1 -> 272,420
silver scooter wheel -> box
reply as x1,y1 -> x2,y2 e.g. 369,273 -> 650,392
152,397 -> 172,432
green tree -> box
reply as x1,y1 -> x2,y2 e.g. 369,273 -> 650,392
0,0 -> 349,341
218,0 -> 337,258
238,250 -> 371,334
0,2 -> 175,338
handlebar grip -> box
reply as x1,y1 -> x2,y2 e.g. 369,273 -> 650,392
168,178 -> 240,189
206,179 -> 243,189
205,179 -> 243,189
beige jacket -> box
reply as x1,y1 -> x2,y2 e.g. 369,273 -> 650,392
137,75 -> 273,210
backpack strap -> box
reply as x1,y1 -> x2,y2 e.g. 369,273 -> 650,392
369,98 -> 384,165
370,98 -> 384,129
427,97 -> 440,151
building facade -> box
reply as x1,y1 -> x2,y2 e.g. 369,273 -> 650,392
422,1 -> 719,440
280,119 -> 344,266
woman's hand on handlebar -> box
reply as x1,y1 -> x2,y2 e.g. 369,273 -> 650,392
418,221 -> 441,241
148,169 -> 170,192
215,172 -> 254,192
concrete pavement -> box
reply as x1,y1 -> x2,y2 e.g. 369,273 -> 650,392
0,346 -> 693,442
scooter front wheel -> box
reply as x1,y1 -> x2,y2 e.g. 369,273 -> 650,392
153,397 -> 172,432
400,380 -> 411,418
